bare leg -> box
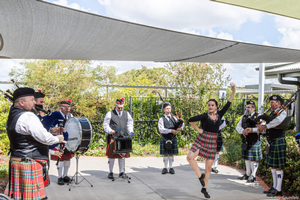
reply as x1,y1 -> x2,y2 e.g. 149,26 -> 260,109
204,159 -> 214,188
186,149 -> 202,178
4,182 -> 9,196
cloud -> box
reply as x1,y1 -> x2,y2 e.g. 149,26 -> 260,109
275,16 -> 300,49
51,0 -> 91,12
97,0 -> 262,35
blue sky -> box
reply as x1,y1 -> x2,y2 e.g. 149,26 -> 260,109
1,0 -> 300,89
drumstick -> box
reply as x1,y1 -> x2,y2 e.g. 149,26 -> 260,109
115,128 -> 121,132
124,133 -> 139,138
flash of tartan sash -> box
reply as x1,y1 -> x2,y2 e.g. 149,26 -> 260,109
9,159 -> 46,200
50,147 -> 74,161
106,136 -> 130,158
190,131 -> 218,160
160,136 -> 179,155
266,137 -> 286,169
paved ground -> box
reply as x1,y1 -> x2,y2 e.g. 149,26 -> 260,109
46,156 -> 273,200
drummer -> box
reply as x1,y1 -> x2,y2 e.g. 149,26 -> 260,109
103,97 -> 134,179
49,99 -> 74,185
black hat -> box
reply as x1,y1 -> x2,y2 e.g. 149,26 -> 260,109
246,101 -> 255,106
269,95 -> 284,104
12,87 -> 35,101
116,97 -> 125,105
34,89 -> 45,99
61,99 -> 72,106
163,102 -> 171,109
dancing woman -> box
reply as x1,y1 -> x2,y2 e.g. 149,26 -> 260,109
187,83 -> 235,198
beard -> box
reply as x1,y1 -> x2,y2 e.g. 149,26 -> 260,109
244,110 -> 252,116
31,107 -> 38,115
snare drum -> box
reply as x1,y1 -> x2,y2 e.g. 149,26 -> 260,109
113,138 -> 132,154
65,117 -> 93,154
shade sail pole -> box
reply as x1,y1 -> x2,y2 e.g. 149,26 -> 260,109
258,63 -> 265,114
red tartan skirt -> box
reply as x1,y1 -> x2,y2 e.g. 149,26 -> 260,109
9,159 -> 46,200
50,147 -> 74,161
190,131 -> 218,160
106,136 -> 130,159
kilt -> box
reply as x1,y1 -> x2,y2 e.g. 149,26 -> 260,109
9,159 -> 46,200
50,147 -> 74,161
160,136 -> 178,155
242,140 -> 262,161
190,131 -> 218,160
266,137 -> 286,169
216,132 -> 223,152
106,137 -> 130,159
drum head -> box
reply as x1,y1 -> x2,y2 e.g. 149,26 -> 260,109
65,117 -> 82,153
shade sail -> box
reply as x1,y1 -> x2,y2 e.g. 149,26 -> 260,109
211,0 -> 300,20
2,0 -> 300,63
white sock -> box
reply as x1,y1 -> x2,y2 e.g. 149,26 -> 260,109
213,154 -> 219,168
58,161 -> 64,178
271,169 -> 277,189
169,156 -> 174,168
108,158 -> 115,173
118,158 -> 125,173
276,170 -> 283,192
63,160 -> 71,177
251,161 -> 259,177
163,156 -> 168,168
245,160 -> 251,176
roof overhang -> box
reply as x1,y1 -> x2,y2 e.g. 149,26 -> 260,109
2,0 -> 300,63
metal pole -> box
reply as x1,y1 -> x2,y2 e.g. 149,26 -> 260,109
130,96 -> 132,116
242,99 -> 245,114
258,63 -> 265,114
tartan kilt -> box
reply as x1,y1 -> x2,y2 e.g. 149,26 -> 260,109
216,132 -> 223,152
9,159 -> 46,200
106,137 -> 130,159
266,137 -> 286,169
242,140 -> 263,161
190,131 -> 218,160
160,136 -> 178,155
50,147 -> 74,161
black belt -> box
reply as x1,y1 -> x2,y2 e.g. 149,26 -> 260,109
11,157 -> 32,162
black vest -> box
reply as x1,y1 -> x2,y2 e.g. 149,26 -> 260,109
6,107 -> 49,159
241,112 -> 259,143
162,114 -> 176,139
109,109 -> 129,138
266,111 -> 285,140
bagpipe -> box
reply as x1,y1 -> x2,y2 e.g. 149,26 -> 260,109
0,79 -> 51,115
248,89 -> 299,129
154,90 -> 183,129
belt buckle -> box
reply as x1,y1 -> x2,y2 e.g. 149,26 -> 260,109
21,157 -> 31,162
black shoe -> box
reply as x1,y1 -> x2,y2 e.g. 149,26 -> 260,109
42,197 -> 48,200
162,168 -> 168,174
211,167 -> 218,174
169,168 -> 175,174
237,174 -> 249,180
201,188 -> 210,198
58,177 -> 64,185
246,175 -> 255,183
199,174 -> 205,187
263,186 -> 276,194
108,172 -> 114,179
63,176 -> 70,183
119,172 -> 128,178
267,189 -> 282,197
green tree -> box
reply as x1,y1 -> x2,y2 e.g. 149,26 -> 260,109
9,60 -> 117,118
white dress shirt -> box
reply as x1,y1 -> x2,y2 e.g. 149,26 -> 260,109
15,111 -> 59,145
236,112 -> 258,134
103,109 -> 134,134
158,114 -> 185,134
219,116 -> 226,131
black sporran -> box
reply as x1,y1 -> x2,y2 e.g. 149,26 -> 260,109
165,140 -> 173,150
241,142 -> 248,151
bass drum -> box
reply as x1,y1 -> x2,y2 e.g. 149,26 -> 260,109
65,117 -> 93,154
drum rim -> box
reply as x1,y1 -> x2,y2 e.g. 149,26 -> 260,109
84,117 -> 93,150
